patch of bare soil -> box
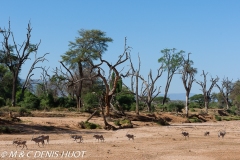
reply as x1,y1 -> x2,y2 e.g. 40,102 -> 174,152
1,112 -> 240,160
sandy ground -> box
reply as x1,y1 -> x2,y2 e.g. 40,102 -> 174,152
1,116 -> 240,160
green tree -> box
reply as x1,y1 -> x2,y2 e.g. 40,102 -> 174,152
0,64 -> 12,99
189,94 -> 204,107
229,80 -> 240,107
158,48 -> 184,105
61,29 -> 113,110
154,96 -> 170,104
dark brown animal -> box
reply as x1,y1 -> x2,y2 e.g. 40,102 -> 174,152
126,134 -> 135,140
93,134 -> 104,142
204,131 -> 210,136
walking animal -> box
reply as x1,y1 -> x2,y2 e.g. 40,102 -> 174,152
218,130 -> 226,138
71,135 -> 83,143
37,135 -> 49,144
31,136 -> 45,147
181,131 -> 189,139
204,131 -> 210,136
13,140 -> 28,149
93,134 -> 104,142
126,134 -> 135,140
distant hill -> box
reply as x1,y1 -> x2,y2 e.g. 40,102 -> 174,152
159,93 -> 196,101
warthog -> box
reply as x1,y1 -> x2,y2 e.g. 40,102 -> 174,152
71,135 -> 83,143
181,131 -> 189,139
204,131 -> 210,136
218,130 -> 226,138
126,134 -> 135,140
93,134 -> 104,142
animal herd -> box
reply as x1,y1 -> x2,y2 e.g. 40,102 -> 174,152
181,129 -> 226,139
12,128 -> 227,150
12,132 -> 136,150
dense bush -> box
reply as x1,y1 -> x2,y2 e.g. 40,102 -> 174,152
18,107 -> 31,116
39,93 -> 55,108
130,102 -> 145,111
57,97 -> 76,108
116,93 -> 135,111
215,115 -> 222,121
78,121 -> 101,129
82,92 -> 99,112
0,97 -> 5,107
165,101 -> 185,112
225,105 -> 238,115
20,91 -> 40,110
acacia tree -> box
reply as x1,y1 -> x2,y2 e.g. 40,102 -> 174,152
0,21 -> 48,106
61,29 -> 113,109
229,80 -> 240,110
196,70 -> 219,113
158,48 -> 184,105
181,53 -> 197,117
216,77 -> 234,109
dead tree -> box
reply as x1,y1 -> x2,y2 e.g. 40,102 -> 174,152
0,20 -> 48,106
138,65 -> 164,112
123,52 -> 141,115
89,38 -> 130,116
196,70 -> 219,113
181,53 -> 197,117
20,53 -> 49,101
216,77 -> 234,109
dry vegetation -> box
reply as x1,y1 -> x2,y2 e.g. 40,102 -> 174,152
1,110 -> 240,160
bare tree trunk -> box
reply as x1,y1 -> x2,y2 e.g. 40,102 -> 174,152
85,110 -> 97,123
11,77 -> 17,106
105,95 -> 112,116
135,71 -> 139,115
205,101 -> 208,114
147,102 -> 152,112
185,93 -> 189,117
78,62 -> 83,109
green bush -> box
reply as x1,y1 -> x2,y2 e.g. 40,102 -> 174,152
165,101 -> 184,112
116,93 -> 135,111
18,107 -> 31,116
40,93 -> 55,108
0,126 -> 11,133
57,97 -> 76,108
113,118 -> 133,128
5,98 -> 11,107
21,96 -> 40,110
19,91 -> 40,110
188,117 -> 202,123
82,92 -> 99,112
130,103 -> 144,111
0,106 -> 20,113
190,108 -> 195,112
215,115 -> 222,121
226,106 -> 238,115
188,102 -> 200,109
0,97 -> 5,107
78,121 -> 101,129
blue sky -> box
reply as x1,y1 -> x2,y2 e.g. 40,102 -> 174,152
1,0 -> 240,95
